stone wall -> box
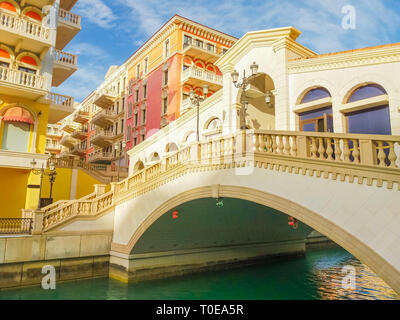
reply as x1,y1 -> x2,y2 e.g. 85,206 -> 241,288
0,232 -> 112,289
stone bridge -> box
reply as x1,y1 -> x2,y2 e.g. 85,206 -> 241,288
33,129 -> 400,293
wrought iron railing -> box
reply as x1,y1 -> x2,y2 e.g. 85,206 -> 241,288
0,218 -> 32,235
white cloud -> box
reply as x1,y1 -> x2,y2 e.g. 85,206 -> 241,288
75,0 -> 116,29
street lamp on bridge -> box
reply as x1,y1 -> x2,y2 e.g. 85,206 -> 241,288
231,61 -> 259,130
30,156 -> 57,209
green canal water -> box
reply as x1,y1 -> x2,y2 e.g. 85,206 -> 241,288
0,246 -> 398,300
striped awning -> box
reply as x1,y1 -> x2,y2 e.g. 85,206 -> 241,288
2,107 -> 34,124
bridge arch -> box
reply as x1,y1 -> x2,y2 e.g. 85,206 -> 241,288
111,178 -> 400,293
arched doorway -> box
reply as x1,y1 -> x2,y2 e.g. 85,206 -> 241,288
236,73 -> 275,130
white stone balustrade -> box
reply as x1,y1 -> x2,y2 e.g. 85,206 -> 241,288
55,49 -> 78,67
0,66 -> 47,90
181,66 -> 222,85
0,10 -> 51,43
58,8 -> 81,28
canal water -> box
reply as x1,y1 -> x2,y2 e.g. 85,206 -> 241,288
0,246 -> 398,300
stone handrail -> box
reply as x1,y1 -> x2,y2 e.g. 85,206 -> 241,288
40,130 -> 400,232
0,10 -> 51,42
58,8 -> 81,28
0,66 -> 47,90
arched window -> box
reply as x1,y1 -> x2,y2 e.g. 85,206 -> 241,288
184,131 -> 196,144
0,1 -> 17,13
1,107 -> 34,152
0,46 -> 12,68
345,84 -> 390,135
298,87 -> 333,133
16,53 -> 40,74
25,11 -> 42,22
347,84 -> 387,103
301,87 -> 331,104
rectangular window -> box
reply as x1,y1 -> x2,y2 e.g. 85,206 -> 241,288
128,102 -> 132,118
163,69 -> 168,86
164,39 -> 170,58
136,89 -> 139,102
141,109 -> 146,124
163,97 -> 168,115
140,134 -> 145,142
135,113 -> 138,127
121,119 -> 124,133
133,137 -> 137,146
184,35 -> 192,47
143,84 -> 147,99
122,97 -> 125,112
127,126 -> 131,141
136,64 -> 140,78
207,43 -> 215,52
195,39 -> 203,48
144,58 -> 148,74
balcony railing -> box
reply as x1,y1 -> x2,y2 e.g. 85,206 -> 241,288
0,66 -> 47,91
54,49 -> 78,68
88,151 -> 114,162
0,10 -> 51,43
181,66 -> 222,86
58,8 -> 81,29
46,92 -> 74,108
0,218 -> 32,235
183,42 -> 224,55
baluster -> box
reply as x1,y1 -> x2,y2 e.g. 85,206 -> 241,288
326,138 -> 334,161
377,141 -> 386,167
352,139 -> 360,164
291,136 -> 297,157
259,134 -> 266,153
310,137 -> 318,159
272,135 -> 278,154
388,141 -> 397,168
343,139 -> 351,163
278,135 -> 284,155
334,138 -> 341,161
318,137 -> 325,160
254,133 -> 260,152
284,136 -> 291,155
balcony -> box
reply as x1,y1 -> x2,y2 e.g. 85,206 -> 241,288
0,150 -> 49,170
0,11 -> 52,54
72,109 -> 89,124
38,92 -> 75,123
59,134 -> 76,147
60,121 -> 77,134
60,0 -> 78,11
45,143 -> 62,153
92,129 -> 114,147
181,66 -> 222,92
88,151 -> 114,164
94,89 -> 118,109
0,66 -> 48,100
46,126 -> 62,139
70,143 -> 86,156
182,42 -> 224,64
52,50 -> 78,87
71,127 -> 88,140
92,109 -> 118,128
56,8 -> 81,50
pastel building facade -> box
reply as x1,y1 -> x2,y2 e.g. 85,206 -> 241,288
60,15 -> 236,169
0,0 -> 81,217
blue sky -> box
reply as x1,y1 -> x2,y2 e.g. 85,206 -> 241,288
55,0 -> 400,102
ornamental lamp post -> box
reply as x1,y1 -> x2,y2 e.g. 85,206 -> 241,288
231,61 -> 259,130
190,84 -> 209,142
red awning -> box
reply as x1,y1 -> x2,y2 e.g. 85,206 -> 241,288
2,107 -> 34,124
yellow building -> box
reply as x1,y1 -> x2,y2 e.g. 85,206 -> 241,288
0,0 -> 81,217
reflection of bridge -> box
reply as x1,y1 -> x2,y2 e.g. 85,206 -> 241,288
33,129 -> 400,293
